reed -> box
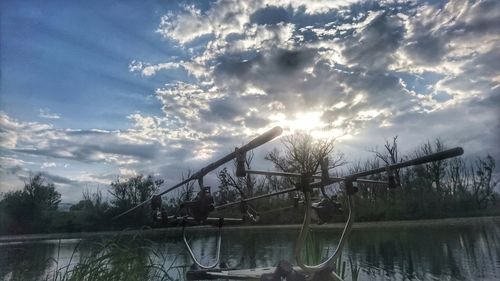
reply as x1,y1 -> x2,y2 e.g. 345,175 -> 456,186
41,236 -> 179,281
302,231 -> 359,281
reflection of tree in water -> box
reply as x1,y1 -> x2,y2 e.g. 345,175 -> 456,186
0,241 -> 55,281
149,235 -> 191,280
344,223 -> 500,280
220,230 -> 262,268
219,229 -> 297,269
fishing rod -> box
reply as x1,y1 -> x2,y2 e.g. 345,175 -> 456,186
224,147 -> 463,205
113,126 -> 283,220
246,170 -> 391,184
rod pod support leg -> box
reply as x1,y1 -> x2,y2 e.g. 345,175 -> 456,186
235,147 -> 247,177
294,179 -> 355,276
183,218 -> 224,269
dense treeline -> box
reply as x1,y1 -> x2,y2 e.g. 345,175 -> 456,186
0,134 -> 498,235
351,138 -> 498,221
0,175 -> 162,234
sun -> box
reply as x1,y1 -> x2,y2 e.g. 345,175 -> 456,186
268,111 -> 347,140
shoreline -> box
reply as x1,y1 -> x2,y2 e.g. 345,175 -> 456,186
1,215 -> 499,243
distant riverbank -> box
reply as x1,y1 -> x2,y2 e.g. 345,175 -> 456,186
1,215 -> 499,243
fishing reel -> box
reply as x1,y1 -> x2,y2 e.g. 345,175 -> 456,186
387,168 -> 400,189
240,202 -> 260,223
151,195 -> 169,226
180,186 -> 215,223
310,157 -> 343,224
260,260 -> 307,281
311,195 -> 342,224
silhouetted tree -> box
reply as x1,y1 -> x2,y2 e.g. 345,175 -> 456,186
419,139 -> 447,195
71,189 -> 110,231
109,175 -> 163,210
371,136 -> 402,187
266,132 -> 344,175
0,173 -> 61,233
166,171 -> 195,213
471,155 -> 497,209
108,174 -> 163,227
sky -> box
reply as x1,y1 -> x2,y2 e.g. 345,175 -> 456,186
0,0 -> 499,203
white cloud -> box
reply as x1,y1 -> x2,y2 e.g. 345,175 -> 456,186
41,162 -> 56,169
0,156 -> 32,167
0,113 -> 159,165
39,108 -> 61,119
129,60 -> 181,76
119,167 -> 137,177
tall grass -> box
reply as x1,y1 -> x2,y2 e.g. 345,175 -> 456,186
303,231 -> 359,281
40,236 -> 181,281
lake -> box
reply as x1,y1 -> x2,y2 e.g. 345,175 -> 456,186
1,218 -> 499,280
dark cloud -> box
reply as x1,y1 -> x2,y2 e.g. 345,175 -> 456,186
274,50 -> 315,72
342,12 -> 404,69
250,6 -> 290,25
349,71 -> 413,108
452,0 -> 500,34
403,0 -> 500,66
203,98 -> 242,121
404,34 -> 448,65
1,164 -> 76,186
14,141 -> 159,163
39,172 -> 76,185
213,48 -> 319,112
1,165 -> 23,176
215,55 -> 259,77
243,114 -> 268,128
215,48 -> 316,78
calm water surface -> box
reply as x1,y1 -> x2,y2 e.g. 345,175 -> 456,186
1,220 -> 499,280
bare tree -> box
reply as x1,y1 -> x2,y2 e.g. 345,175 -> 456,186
420,139 -> 447,195
446,157 -> 470,198
371,136 -> 401,187
243,150 -> 255,197
471,155 -> 497,208
265,132 -> 344,175
216,150 -> 257,202
180,170 -> 195,202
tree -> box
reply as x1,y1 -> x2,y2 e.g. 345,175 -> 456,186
265,132 -> 344,175
470,155 -> 497,209
166,171 -> 195,213
371,136 -> 402,187
24,173 -> 61,210
419,139 -> 447,195
215,150 -> 257,203
108,174 -> 164,227
71,189 -> 110,231
263,131 -> 345,207
109,175 -> 163,211
0,173 -> 61,234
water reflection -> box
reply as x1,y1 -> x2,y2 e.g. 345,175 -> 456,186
0,221 -> 499,281
343,222 -> 500,280
0,241 -> 55,280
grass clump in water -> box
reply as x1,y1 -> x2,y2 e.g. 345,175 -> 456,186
303,231 -> 359,281
45,236 -> 181,281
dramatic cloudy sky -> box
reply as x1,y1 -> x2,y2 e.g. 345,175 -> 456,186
1,0 -> 499,202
